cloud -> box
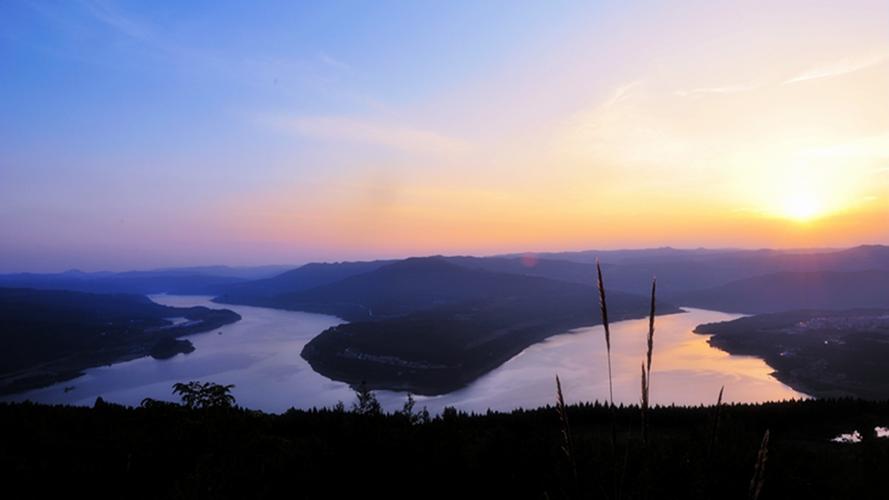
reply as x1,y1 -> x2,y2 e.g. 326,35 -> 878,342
266,115 -> 470,155
783,53 -> 888,85
675,81 -> 760,97
675,52 -> 887,96
79,0 -> 164,45
601,80 -> 642,107
77,1 -> 350,92
316,52 -> 351,72
799,131 -> 889,160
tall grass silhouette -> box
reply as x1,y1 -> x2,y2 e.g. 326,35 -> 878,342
595,259 -> 614,408
749,429 -> 770,500
708,385 -> 725,458
641,278 -> 656,445
555,374 -> 578,489
553,262 -> 774,498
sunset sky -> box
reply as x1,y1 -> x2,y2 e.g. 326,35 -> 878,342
2,0 -> 888,271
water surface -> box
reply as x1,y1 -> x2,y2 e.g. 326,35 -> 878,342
3,296 -> 804,413
404,307 -> 805,413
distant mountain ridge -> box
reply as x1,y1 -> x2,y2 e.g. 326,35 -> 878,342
6,245 -> 889,315
671,270 -> 889,314
0,265 -> 294,295
257,256 -> 609,320
214,260 -> 396,307
213,245 -> 889,312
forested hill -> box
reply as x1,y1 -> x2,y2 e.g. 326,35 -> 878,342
0,288 -> 241,395
296,258 -> 680,394
696,308 -> 889,399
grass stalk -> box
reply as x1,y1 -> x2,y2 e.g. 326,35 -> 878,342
641,363 -> 649,444
748,429 -> 770,500
708,385 -> 725,458
555,375 -> 578,489
595,260 -> 618,456
641,278 -> 656,445
596,259 -> 614,408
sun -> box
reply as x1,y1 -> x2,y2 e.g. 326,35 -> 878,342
781,190 -> 823,222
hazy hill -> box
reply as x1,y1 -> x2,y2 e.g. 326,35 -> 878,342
444,255 -> 597,285
213,259 -> 395,306
135,265 -> 295,280
0,265 -> 295,296
672,270 -> 889,314
216,246 -> 889,308
559,245 -> 889,294
0,270 -> 225,295
499,246 -> 742,265
236,257 -> 631,321
6,245 -> 889,300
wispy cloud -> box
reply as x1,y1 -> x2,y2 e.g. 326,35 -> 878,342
798,131 -> 889,160
77,0 -> 230,71
675,81 -> 760,97
81,0 -> 153,42
783,53 -> 888,85
265,115 -> 470,155
316,52 -> 351,72
601,80 -> 642,107
72,1 -> 374,107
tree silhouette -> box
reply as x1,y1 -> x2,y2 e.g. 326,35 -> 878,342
399,393 -> 430,425
352,380 -> 381,416
172,381 -> 236,409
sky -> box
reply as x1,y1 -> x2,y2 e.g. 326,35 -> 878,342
1,0 -> 888,272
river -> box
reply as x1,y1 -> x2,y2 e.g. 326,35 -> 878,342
3,295 -> 805,413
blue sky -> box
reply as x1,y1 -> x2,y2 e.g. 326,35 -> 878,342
2,1 -> 887,271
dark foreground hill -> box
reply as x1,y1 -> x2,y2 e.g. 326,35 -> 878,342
2,398 -> 889,499
0,288 -> 241,395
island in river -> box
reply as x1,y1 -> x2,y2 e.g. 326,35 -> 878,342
0,288 -> 241,395
695,308 -> 889,399
292,259 -> 681,395
214,257 -> 681,395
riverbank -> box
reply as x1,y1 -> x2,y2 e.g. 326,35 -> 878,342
0,290 -> 241,396
695,309 -> 889,400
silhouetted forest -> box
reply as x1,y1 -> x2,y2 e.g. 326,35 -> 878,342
697,308 -> 889,399
0,289 -> 240,395
2,397 -> 889,499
